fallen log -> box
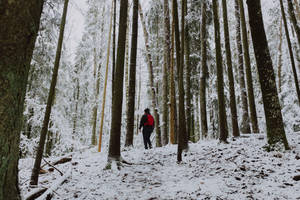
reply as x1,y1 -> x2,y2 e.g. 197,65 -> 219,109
36,168 -> 71,200
52,157 -> 72,166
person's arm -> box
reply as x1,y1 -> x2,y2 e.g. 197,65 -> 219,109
139,115 -> 147,129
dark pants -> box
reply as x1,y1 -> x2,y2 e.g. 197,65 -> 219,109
142,126 -> 153,149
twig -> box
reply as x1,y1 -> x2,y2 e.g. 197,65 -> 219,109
42,158 -> 63,176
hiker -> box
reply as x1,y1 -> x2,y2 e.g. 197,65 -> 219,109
139,108 -> 155,149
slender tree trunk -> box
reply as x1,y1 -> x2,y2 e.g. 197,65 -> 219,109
200,1 -> 209,139
30,0 -> 69,186
222,0 -> 240,137
169,11 -> 177,144
139,3 -> 162,147
108,0 -> 128,160
98,3 -> 113,152
176,0 -> 186,162
136,63 -> 142,136
185,0 -> 192,142
288,0 -> 300,48
112,0 -> 117,99
72,76 -> 80,145
246,0 -> 289,150
238,0 -> 259,133
125,0 -> 139,147
124,5 -> 131,118
235,0 -> 251,134
294,0 -> 300,20
280,0 -> 300,104
278,20 -> 283,93
213,0 -> 228,143
162,0 -> 171,146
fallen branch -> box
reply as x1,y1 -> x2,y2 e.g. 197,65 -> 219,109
24,188 -> 47,200
36,168 -> 71,200
41,153 -> 73,168
43,158 -> 63,176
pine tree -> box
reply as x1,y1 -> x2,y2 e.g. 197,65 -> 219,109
213,0 -> 228,143
234,0 -> 251,134
162,0 -> 171,146
125,0 -> 139,147
222,0 -> 240,137
30,0 -> 69,186
199,0 -> 209,139
246,0 -> 289,150
0,1 -> 44,197
238,0 -> 259,133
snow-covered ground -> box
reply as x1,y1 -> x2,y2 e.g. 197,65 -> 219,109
20,133 -> 300,200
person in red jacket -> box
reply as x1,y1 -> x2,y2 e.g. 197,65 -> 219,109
139,108 -> 155,149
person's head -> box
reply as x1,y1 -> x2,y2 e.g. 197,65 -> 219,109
144,108 -> 150,114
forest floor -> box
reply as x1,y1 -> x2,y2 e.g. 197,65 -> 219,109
19,132 -> 300,200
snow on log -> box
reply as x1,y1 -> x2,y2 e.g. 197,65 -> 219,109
36,168 -> 71,200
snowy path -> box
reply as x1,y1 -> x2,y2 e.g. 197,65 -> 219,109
20,133 -> 300,200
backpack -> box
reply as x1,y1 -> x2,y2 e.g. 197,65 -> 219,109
144,114 -> 154,126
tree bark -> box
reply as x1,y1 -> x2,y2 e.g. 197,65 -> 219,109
30,0 -> 69,186
0,0 -> 43,197
125,0 -> 139,147
185,0 -> 192,143
280,0 -> 300,105
200,1 -> 209,139
234,0 -> 251,134
238,0 -> 259,133
246,0 -> 289,150
175,0 -> 187,162
162,0 -> 171,146
213,0 -> 228,143
112,0 -> 117,100
169,10 -> 177,144
278,20 -> 283,93
287,0 -> 300,48
222,0 -> 240,137
139,3 -> 162,147
108,0 -> 129,160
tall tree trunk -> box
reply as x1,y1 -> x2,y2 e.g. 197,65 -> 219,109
280,0 -> 300,104
200,1 -> 209,139
98,3 -> 114,152
108,0 -> 128,160
278,20 -> 283,93
124,4 -> 131,118
246,0 -> 289,150
235,0 -> 251,134
222,0 -> 240,137
125,0 -> 139,147
30,0 -> 69,186
169,10 -> 177,144
185,0 -> 192,142
238,0 -> 259,133
139,3 -> 162,147
288,0 -> 300,48
293,0 -> 300,21
176,0 -> 188,162
72,75 -> 80,148
112,0 -> 117,99
162,0 -> 171,146
0,1 -> 43,198
213,0 -> 228,143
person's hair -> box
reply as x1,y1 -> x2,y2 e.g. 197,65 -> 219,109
144,108 -> 150,114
